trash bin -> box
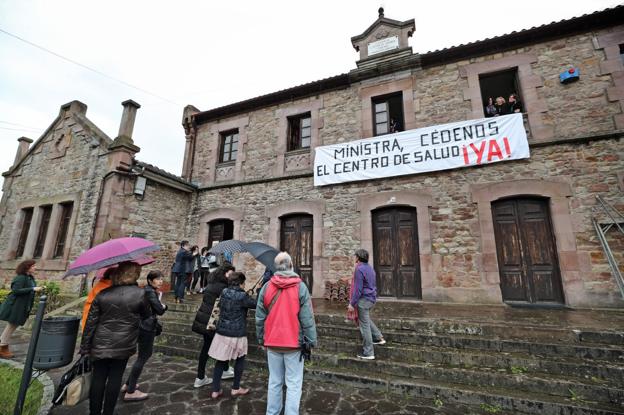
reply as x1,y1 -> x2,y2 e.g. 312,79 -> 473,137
33,316 -> 80,370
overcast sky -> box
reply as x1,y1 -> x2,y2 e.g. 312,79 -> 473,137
0,0 -> 620,190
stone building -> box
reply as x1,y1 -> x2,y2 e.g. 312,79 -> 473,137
0,100 -> 194,291
1,6 -> 623,308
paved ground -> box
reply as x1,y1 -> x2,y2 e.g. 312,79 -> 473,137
2,324 -> 475,415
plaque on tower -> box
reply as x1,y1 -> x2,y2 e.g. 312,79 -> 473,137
367,36 -> 399,56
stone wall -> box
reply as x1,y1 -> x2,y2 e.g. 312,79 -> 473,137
189,25 -> 624,187
119,178 -> 193,286
0,102 -> 109,292
189,137 -> 623,307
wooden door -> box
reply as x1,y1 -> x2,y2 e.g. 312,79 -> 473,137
208,219 -> 234,248
280,214 -> 313,291
372,207 -> 421,298
492,198 -> 564,304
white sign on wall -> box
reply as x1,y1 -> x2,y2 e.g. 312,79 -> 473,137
367,36 -> 399,56
313,114 -> 530,187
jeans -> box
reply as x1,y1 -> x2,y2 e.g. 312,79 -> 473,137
357,298 -> 382,357
89,358 -> 129,415
191,270 -> 201,291
174,272 -> 186,300
124,329 -> 155,393
212,355 -> 245,392
266,349 -> 304,415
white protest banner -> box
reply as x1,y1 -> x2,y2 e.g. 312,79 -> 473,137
314,113 -> 529,186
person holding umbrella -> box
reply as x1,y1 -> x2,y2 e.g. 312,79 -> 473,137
80,261 -> 150,415
0,260 -> 44,358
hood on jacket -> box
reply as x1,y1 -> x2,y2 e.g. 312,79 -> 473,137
271,275 -> 302,289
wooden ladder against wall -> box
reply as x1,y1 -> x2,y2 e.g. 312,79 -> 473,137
592,195 -> 624,299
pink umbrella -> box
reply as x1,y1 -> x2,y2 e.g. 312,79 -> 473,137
95,255 -> 156,279
64,237 -> 160,277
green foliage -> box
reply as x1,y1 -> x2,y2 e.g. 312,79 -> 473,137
480,403 -> 502,413
569,388 -> 584,402
433,395 -> 444,408
510,366 -> 528,374
0,364 -> 43,415
31,281 -> 63,314
0,289 -> 10,304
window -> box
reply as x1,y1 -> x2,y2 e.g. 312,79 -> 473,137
15,208 -> 33,258
287,113 -> 311,151
33,205 -> 52,258
53,202 -> 74,258
219,129 -> 239,163
372,93 -> 404,136
620,44 -> 624,64
479,69 -> 522,117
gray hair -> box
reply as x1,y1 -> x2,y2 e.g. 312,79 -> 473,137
274,251 -> 294,272
354,249 -> 369,263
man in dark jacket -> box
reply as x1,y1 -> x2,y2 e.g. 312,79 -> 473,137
256,252 -> 317,415
172,240 -> 197,303
80,262 -> 150,415
348,249 -> 385,360
191,262 -> 236,388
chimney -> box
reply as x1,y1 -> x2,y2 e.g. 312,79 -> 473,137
14,137 -> 33,165
109,99 -> 141,154
118,99 -> 141,140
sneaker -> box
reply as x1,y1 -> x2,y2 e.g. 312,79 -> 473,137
222,368 -> 235,380
373,338 -> 387,345
123,390 -> 148,402
193,377 -> 212,388
356,354 -> 375,360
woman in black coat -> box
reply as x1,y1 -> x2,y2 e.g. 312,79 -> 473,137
0,260 -> 43,358
122,270 -> 168,401
80,261 -> 150,415
191,262 -> 234,388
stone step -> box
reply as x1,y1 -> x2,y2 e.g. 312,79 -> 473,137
153,344 -> 624,415
154,332 -> 622,405
161,304 -> 624,346
155,327 -> 624,385
158,316 -> 624,365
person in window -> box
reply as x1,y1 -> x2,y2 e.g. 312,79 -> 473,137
485,97 -> 497,117
508,93 -> 523,114
389,118 -> 402,133
494,96 -> 507,116
0,260 -> 43,358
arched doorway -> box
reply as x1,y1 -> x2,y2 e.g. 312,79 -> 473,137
372,206 -> 421,298
207,219 -> 234,248
280,214 -> 313,291
491,197 -> 564,304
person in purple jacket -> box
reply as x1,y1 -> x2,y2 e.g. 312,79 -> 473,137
347,249 -> 386,360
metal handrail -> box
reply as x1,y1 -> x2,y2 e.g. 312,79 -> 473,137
593,195 -> 624,299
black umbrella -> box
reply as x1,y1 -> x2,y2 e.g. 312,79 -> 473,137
245,241 -> 279,271
208,239 -> 248,254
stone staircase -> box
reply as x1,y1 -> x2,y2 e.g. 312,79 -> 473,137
155,296 -> 624,415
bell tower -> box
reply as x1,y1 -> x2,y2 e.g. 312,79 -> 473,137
350,7 -> 416,70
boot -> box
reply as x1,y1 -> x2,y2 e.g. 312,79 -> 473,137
0,344 -> 13,359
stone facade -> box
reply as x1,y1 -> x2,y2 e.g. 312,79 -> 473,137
0,101 -> 195,293
181,9 -> 624,307
1,8 -> 622,308
0,101 -> 109,290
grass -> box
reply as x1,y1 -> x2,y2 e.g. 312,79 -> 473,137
0,363 -> 43,415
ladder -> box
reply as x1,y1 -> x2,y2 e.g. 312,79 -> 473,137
592,195 -> 624,299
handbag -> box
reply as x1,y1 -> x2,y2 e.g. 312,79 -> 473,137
53,355 -> 91,406
155,320 -> 163,336
206,296 -> 221,331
